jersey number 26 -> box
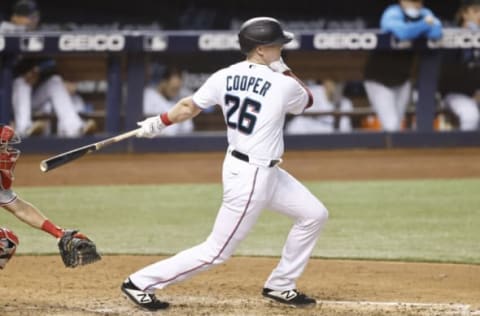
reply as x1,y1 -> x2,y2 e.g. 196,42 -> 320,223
225,94 -> 261,135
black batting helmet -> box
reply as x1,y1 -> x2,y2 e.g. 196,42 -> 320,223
238,17 -> 293,54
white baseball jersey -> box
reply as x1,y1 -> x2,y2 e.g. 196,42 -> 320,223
193,61 -> 310,159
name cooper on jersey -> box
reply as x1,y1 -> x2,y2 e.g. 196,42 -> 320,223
226,75 -> 272,97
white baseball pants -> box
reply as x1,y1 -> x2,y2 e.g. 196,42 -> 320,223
444,93 -> 480,131
130,151 -> 328,293
364,80 -> 412,132
12,75 -> 84,137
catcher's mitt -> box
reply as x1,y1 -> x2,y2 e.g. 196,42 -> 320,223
58,229 -> 101,268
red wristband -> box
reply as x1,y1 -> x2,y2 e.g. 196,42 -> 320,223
160,113 -> 173,126
41,220 -> 64,238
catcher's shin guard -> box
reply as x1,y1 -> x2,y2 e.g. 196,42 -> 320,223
0,227 -> 19,269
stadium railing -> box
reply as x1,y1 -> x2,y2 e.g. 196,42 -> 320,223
0,29 -> 479,152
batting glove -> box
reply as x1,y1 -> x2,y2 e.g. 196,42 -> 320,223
268,58 -> 290,74
136,116 -> 166,138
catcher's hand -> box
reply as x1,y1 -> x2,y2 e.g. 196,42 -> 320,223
58,229 -> 101,268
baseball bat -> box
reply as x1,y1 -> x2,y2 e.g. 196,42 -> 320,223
39,128 -> 141,172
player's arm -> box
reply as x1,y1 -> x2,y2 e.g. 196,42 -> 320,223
269,58 -> 313,113
3,197 -> 101,267
167,97 -> 203,123
284,72 -> 313,111
137,69 -> 222,138
3,197 -> 64,238
136,97 -> 202,138
3,198 -> 47,229
423,8 -> 442,40
380,6 -> 431,41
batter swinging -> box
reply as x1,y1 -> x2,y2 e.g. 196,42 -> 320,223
122,17 -> 329,311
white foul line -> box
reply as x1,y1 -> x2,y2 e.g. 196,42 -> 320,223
10,297 -> 477,316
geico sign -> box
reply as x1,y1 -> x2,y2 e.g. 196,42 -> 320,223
428,32 -> 480,49
198,33 -> 239,51
0,36 -> 4,51
59,34 -> 125,51
314,33 -> 377,50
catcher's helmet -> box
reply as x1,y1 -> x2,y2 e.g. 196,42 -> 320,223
238,17 -> 293,54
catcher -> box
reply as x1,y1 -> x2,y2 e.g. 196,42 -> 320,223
0,124 -> 101,269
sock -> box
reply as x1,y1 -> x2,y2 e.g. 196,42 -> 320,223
41,220 -> 64,238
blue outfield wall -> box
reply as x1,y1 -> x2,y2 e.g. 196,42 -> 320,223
18,131 -> 480,155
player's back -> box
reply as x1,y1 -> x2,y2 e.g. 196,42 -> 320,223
193,61 -> 309,159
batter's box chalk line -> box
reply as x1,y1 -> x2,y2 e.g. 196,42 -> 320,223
121,296 -> 476,315
317,300 -> 474,316
54,296 -> 478,315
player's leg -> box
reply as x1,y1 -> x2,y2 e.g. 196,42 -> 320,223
0,187 -> 21,270
364,80 -> 401,131
445,93 -> 480,131
127,155 -> 274,292
264,168 -> 328,293
11,77 -> 33,137
33,75 -> 84,137
393,80 -> 412,130
338,97 -> 354,132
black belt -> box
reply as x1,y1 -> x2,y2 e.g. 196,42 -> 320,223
231,150 -> 280,167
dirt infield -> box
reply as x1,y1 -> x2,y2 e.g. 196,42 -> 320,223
3,148 -> 480,315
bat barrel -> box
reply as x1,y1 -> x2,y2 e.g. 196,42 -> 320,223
40,161 -> 49,172
39,144 -> 96,172
38,128 -> 141,172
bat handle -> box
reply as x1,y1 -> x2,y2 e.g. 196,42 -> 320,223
95,128 -> 142,150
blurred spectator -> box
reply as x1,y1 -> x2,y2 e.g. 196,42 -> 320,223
286,79 -> 353,134
363,0 -> 443,132
438,0 -> 480,131
0,0 -> 39,32
1,0 -> 95,137
143,64 -> 194,136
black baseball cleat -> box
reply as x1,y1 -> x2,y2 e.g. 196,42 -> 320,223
262,288 -> 317,308
121,278 -> 169,311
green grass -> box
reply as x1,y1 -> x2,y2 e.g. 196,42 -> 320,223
1,179 -> 479,264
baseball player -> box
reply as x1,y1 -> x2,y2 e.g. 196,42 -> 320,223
122,17 -> 328,311
0,125 -> 100,269
438,0 -> 480,131
363,0 -> 443,131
